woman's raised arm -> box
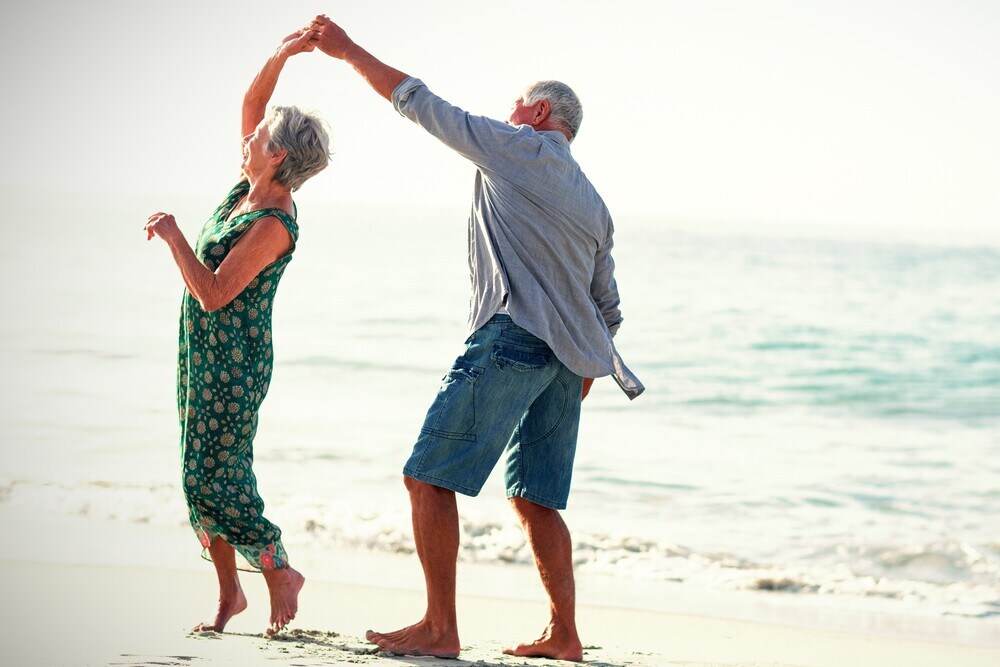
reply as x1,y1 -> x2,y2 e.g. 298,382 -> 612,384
241,30 -> 317,141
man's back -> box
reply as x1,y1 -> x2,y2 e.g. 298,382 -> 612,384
393,78 -> 622,379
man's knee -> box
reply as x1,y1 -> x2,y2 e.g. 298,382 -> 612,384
509,494 -> 552,518
403,474 -> 417,493
403,474 -> 452,499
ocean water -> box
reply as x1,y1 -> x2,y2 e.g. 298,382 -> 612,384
1,192 -> 998,622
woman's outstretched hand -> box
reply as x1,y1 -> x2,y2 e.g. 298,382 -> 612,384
145,212 -> 180,243
279,28 -> 318,58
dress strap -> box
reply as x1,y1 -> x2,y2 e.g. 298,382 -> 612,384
213,180 -> 250,220
237,207 -> 299,250
252,208 -> 297,239
225,180 -> 251,200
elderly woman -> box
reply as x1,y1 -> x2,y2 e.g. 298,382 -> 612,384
145,29 -> 329,636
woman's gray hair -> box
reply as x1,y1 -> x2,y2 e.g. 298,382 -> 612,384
266,106 -> 332,192
522,80 -> 583,141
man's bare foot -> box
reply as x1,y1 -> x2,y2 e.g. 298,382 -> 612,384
191,586 -> 248,633
262,566 -> 305,636
365,620 -> 461,658
503,623 -> 583,662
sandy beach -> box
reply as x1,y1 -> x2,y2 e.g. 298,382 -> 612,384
2,557 -> 997,667
2,504 -> 997,667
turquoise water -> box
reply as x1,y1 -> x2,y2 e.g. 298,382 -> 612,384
0,193 -> 997,619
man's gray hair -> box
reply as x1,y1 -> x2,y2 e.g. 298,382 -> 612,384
266,106 -> 331,192
522,80 -> 583,141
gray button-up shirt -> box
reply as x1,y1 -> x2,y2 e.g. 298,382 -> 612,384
393,77 -> 639,391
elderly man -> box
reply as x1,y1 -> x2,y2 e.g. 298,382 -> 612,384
309,15 -> 641,662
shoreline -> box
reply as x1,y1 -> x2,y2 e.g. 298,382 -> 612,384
1,506 -> 998,665
3,558 -> 998,667
2,504 -> 997,647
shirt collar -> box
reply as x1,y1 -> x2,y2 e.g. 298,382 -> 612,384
538,130 -> 571,148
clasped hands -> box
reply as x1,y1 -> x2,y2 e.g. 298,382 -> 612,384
280,15 -> 354,60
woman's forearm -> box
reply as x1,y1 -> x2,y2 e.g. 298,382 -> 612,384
242,31 -> 314,136
242,49 -> 291,135
164,231 -> 228,312
149,215 -> 291,313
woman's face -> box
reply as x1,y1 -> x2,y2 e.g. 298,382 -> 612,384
242,119 -> 273,178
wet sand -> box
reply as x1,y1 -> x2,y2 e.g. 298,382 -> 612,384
2,558 -> 997,667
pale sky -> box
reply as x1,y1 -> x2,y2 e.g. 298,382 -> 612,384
2,0 -> 998,238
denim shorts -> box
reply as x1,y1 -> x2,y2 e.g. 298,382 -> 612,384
403,315 -> 583,510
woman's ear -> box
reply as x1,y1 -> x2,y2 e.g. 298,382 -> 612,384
269,148 -> 288,167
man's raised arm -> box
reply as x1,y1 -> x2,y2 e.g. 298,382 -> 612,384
310,15 -> 408,101
308,15 -> 516,170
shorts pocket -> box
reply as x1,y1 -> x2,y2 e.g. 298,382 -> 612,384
491,343 -> 551,372
422,361 -> 483,440
443,362 -> 483,384
499,328 -> 548,350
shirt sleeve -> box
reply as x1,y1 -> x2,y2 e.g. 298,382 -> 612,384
591,216 -> 623,337
392,77 -> 516,170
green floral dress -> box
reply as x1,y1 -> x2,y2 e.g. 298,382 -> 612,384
177,180 -> 298,571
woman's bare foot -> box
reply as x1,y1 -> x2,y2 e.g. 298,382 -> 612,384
365,620 -> 461,658
192,586 -> 248,632
262,566 -> 304,636
503,622 -> 583,662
